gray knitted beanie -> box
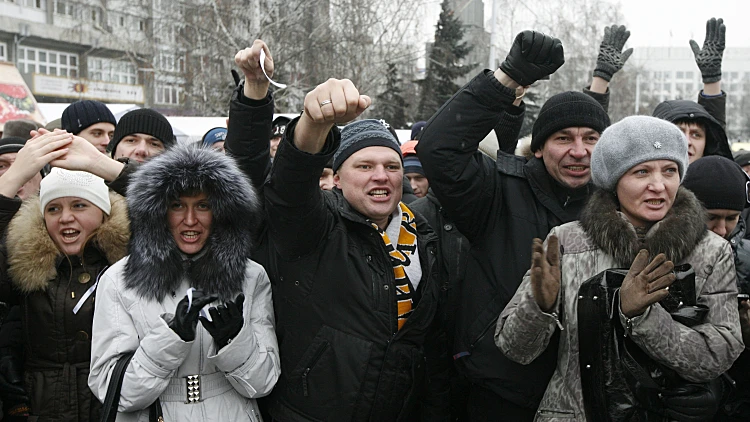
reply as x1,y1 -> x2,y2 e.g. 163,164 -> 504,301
591,115 -> 688,191
333,119 -> 402,171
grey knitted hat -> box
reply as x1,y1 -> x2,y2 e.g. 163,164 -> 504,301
333,119 -> 402,171
591,115 -> 688,191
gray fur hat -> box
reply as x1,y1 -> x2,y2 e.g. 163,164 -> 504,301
591,115 -> 688,191
124,144 -> 260,301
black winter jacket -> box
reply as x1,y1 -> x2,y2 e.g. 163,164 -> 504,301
417,70 -> 591,409
264,121 -> 441,421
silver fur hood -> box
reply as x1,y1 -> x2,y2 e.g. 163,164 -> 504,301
124,144 -> 260,301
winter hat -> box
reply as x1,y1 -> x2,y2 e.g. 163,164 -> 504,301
531,92 -> 610,152
411,121 -> 427,140
591,115 -> 688,191
333,119 -> 402,172
272,116 -> 291,138
201,127 -> 227,147
403,156 -> 425,176
400,140 -> 418,157
734,151 -> 750,168
682,156 -> 750,211
1,119 -> 39,141
108,108 -> 175,157
0,136 -> 26,155
40,168 -> 111,215
61,100 -> 116,135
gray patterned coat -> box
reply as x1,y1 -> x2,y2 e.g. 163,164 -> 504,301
495,188 -> 744,421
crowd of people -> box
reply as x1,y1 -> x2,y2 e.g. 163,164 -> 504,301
0,16 -> 748,422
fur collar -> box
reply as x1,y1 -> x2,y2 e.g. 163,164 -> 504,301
125,145 -> 260,302
579,187 -> 707,266
6,192 -> 130,294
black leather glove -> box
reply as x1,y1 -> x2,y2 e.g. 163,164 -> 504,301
200,294 -> 245,349
0,353 -> 29,407
168,291 -> 218,342
593,24 -> 633,82
689,18 -> 725,83
499,30 -> 565,87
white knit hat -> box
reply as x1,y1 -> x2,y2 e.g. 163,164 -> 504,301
40,168 -> 111,215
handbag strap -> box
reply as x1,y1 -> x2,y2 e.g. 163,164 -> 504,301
100,351 -> 136,422
100,351 -> 164,422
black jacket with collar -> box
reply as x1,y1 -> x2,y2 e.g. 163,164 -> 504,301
416,70 -> 591,409
264,120 -> 442,421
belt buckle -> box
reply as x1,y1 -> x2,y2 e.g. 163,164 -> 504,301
185,374 -> 201,403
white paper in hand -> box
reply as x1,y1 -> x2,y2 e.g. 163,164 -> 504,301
260,49 -> 287,89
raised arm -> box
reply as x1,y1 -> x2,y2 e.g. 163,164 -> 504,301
585,24 -> 633,114
691,18 -> 727,129
225,40 -> 275,191
417,30 -> 564,242
264,79 -> 370,258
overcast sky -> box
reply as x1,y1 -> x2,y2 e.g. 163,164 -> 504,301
619,0 -> 750,48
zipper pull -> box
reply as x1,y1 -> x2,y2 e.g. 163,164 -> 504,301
550,312 -> 564,331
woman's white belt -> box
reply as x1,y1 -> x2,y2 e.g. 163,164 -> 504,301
160,372 -> 234,403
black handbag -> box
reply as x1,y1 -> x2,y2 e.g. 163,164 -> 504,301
100,351 -> 164,422
578,264 -> 728,422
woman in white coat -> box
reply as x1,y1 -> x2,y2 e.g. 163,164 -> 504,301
88,144 -> 280,421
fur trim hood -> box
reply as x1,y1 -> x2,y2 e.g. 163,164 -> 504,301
125,144 -> 260,301
579,187 -> 707,266
7,192 -> 130,294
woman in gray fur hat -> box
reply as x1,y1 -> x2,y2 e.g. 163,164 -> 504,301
495,115 -> 742,421
88,144 -> 279,421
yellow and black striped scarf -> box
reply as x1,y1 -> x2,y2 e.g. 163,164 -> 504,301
371,202 -> 418,330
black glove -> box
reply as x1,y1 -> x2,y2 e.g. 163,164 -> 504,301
689,18 -> 725,83
499,30 -> 565,87
199,294 -> 245,349
168,291 -> 218,342
593,24 -> 633,82
0,354 -> 29,407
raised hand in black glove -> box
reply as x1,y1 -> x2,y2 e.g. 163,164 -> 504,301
200,294 -> 245,349
689,17 -> 725,83
499,30 -> 565,87
0,353 -> 29,407
594,24 -> 633,82
168,291 -> 218,342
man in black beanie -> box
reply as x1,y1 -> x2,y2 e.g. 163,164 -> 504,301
682,155 -> 750,420
107,108 -> 175,163
60,100 -> 117,154
417,30 -> 611,420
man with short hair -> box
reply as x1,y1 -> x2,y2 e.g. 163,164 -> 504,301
264,78 -> 443,421
60,100 -> 117,154
417,30 -> 611,419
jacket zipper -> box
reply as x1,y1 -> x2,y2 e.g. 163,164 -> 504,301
302,341 -> 329,397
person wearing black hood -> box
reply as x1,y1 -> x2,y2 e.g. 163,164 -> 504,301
652,18 -> 732,162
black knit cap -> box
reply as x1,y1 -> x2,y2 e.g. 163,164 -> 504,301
531,91 -> 610,152
683,156 -> 750,211
0,136 -> 27,155
61,100 -> 117,135
108,108 -> 175,157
